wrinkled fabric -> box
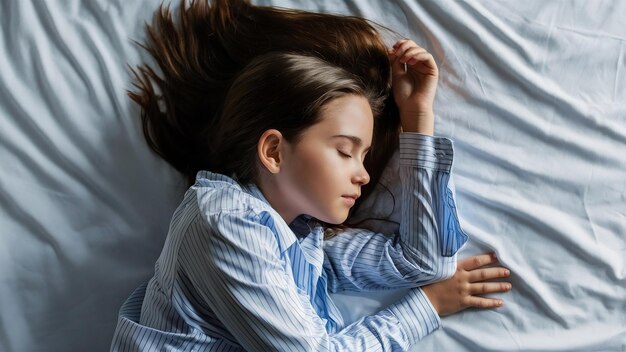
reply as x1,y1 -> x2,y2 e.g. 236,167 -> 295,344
1,1 -> 625,351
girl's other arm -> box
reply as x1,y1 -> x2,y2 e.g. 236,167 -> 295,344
323,133 -> 467,292
423,253 -> 512,315
182,210 -> 444,351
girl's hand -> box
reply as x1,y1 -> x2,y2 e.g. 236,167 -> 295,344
422,253 -> 512,316
388,39 -> 439,135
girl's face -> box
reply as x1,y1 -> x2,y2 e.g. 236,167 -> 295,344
270,94 -> 373,224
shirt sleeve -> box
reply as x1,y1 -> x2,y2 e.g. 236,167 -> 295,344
323,133 -> 468,292
180,210 -> 440,351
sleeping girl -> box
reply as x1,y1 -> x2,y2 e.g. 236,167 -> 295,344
111,1 -> 511,350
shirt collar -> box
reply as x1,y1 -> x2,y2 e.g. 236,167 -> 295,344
242,182 -> 270,205
195,170 -> 239,187
243,183 -> 325,238
243,182 -> 299,253
195,171 -> 298,254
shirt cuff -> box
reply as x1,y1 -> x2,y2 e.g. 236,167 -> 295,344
399,132 -> 454,172
387,288 -> 441,345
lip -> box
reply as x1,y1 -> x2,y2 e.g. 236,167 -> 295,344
341,194 -> 359,206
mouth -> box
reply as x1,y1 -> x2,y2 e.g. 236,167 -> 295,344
341,194 -> 359,206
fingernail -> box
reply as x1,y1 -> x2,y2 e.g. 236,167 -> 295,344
506,284 -> 512,290
491,252 -> 498,261
505,269 -> 510,276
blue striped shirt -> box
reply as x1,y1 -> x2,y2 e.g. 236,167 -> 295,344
111,133 -> 467,351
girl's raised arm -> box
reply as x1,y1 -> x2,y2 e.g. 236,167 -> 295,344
322,40 -> 467,292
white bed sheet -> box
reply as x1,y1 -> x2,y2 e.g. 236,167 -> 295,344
1,1 -> 625,351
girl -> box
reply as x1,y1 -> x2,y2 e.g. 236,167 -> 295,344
112,1 -> 511,351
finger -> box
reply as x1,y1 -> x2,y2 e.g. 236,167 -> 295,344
399,47 -> 427,63
389,53 -> 404,76
468,267 -> 511,283
392,39 -> 410,49
389,50 -> 409,76
464,296 -> 504,309
394,38 -> 418,50
405,52 -> 438,75
406,52 -> 432,66
393,40 -> 422,58
459,253 -> 498,271
469,282 -> 512,295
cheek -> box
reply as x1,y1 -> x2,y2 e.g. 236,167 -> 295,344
290,148 -> 338,189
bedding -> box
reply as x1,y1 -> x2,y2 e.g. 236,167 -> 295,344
1,0 -> 624,351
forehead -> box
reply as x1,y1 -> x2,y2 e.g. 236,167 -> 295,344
304,94 -> 374,142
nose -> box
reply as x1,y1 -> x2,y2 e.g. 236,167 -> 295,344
353,163 -> 370,186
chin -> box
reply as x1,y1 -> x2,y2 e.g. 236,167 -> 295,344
311,203 -> 350,225
319,212 -> 349,225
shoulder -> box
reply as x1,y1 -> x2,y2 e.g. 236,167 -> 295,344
192,171 -> 268,215
189,171 -> 297,254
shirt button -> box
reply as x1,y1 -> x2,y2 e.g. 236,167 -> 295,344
435,151 -> 446,158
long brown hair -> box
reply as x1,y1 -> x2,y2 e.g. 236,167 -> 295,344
213,52 -> 382,185
129,0 -> 401,220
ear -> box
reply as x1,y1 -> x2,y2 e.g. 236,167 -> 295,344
257,129 -> 284,174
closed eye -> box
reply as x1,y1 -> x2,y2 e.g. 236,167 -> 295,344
337,150 -> 352,159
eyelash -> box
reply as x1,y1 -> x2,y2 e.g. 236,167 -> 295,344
338,150 -> 352,159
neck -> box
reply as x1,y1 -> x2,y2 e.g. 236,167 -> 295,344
255,176 -> 298,224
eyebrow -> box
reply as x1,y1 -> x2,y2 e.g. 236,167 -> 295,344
331,135 -> 371,152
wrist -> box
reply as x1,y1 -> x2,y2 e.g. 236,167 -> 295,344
421,285 -> 441,316
387,288 -> 442,343
400,110 -> 434,135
